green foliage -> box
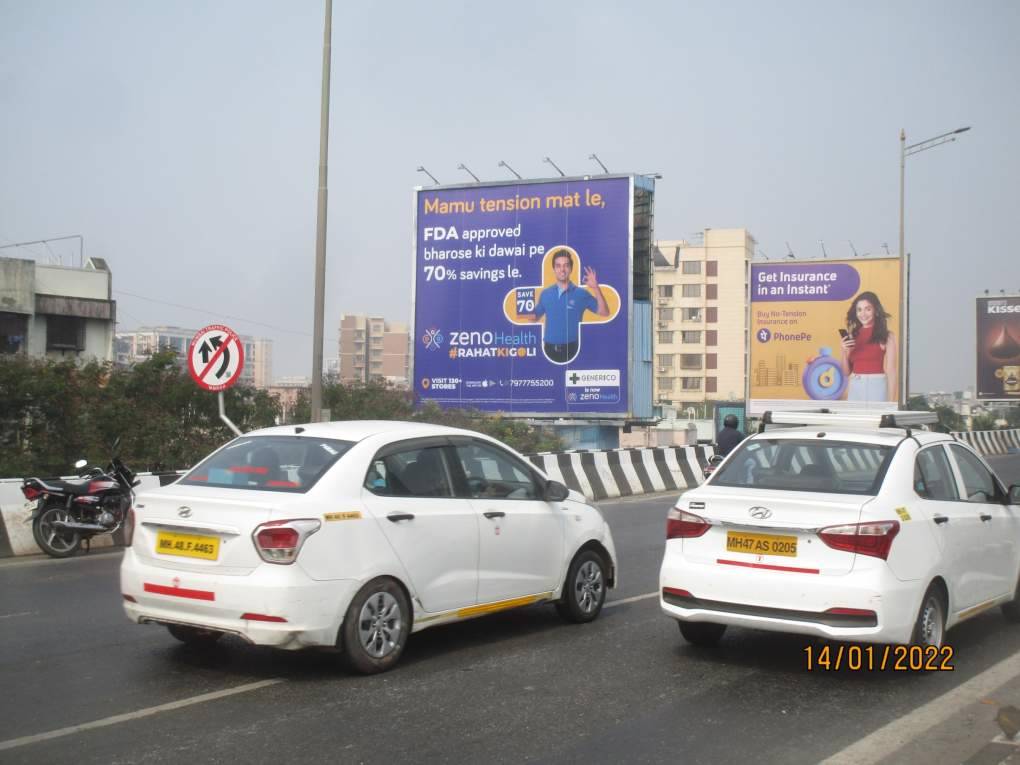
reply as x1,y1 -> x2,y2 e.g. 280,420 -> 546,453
288,380 -> 563,454
931,404 -> 965,434
970,414 -> 999,432
0,352 -> 279,477
1007,407 -> 1020,429
906,395 -> 931,411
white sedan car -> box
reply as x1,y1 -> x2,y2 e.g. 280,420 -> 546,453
121,421 -> 616,673
660,411 -> 1020,648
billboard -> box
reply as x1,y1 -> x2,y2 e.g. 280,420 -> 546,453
412,176 -> 632,416
976,295 -> 1020,400
748,257 -> 903,415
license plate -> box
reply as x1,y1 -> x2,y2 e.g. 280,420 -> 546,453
155,531 -> 219,560
726,531 -> 798,558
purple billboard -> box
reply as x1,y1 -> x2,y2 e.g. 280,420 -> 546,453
412,177 -> 632,415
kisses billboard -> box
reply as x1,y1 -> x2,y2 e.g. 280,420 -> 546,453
748,256 -> 904,415
976,295 -> 1020,400
411,176 -> 633,416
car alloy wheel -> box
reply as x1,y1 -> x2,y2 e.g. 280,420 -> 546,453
574,559 -> 604,615
913,588 -> 945,647
358,591 -> 403,659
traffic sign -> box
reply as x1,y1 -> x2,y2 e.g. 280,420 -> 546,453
188,324 -> 245,392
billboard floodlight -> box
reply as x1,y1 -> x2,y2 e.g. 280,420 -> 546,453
457,163 -> 480,182
543,157 -> 566,177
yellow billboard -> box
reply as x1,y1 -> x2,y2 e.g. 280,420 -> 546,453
748,257 -> 903,415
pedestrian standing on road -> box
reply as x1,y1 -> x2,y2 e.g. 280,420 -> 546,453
715,414 -> 745,457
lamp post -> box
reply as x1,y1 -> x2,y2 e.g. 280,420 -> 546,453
898,126 -> 970,405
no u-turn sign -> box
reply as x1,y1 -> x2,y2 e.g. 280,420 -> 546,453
188,324 -> 245,392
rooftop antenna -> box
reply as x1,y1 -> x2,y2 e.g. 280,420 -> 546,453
457,163 -> 480,182
819,240 -> 828,258
543,156 -> 566,177
848,240 -> 859,257
757,248 -> 770,260
882,242 -> 891,255
416,166 -> 440,185
786,241 -> 796,259
497,160 -> 522,180
588,153 -> 609,173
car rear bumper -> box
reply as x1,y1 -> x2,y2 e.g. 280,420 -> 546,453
120,548 -> 358,649
659,554 -> 920,644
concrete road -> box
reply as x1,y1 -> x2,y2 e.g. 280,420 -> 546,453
1,454 -> 1019,764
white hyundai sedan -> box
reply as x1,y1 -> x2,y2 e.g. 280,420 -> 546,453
660,411 -> 1020,648
121,421 -> 616,673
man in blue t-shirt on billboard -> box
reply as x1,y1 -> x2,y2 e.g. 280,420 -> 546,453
519,248 -> 610,363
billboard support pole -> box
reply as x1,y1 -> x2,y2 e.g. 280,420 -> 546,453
899,130 -> 907,407
310,0 -> 332,423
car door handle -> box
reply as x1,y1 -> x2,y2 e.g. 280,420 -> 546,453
980,513 -> 993,522
386,513 -> 415,523
483,510 -> 506,519
933,515 -> 949,525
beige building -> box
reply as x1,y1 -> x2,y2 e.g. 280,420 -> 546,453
338,315 -> 409,385
652,228 -> 754,415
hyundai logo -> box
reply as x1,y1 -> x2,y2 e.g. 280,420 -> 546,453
749,506 -> 772,520
177,506 -> 192,518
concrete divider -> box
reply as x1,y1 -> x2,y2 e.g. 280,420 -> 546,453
0,446 -> 710,559
951,428 -> 1020,456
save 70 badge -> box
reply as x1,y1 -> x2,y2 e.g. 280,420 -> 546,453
188,324 -> 245,392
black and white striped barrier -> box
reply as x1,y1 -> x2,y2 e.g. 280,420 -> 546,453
952,429 -> 1020,457
526,446 -> 714,502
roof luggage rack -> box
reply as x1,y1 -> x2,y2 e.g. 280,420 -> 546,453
759,410 -> 939,435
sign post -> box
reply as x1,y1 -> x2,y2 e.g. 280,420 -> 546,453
188,324 -> 245,436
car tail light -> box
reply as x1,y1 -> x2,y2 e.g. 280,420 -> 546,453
252,519 -> 321,564
21,484 -> 43,501
818,520 -> 900,560
666,508 -> 710,539
124,508 -> 136,547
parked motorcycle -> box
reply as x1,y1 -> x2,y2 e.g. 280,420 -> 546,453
21,447 -> 140,558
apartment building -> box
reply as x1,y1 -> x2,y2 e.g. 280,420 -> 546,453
338,315 -> 409,386
652,228 -> 754,415
0,255 -> 116,361
115,326 -> 273,389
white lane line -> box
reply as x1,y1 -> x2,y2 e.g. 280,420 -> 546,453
606,591 -> 658,609
820,649 -> 1020,765
0,611 -> 38,620
0,678 -> 283,752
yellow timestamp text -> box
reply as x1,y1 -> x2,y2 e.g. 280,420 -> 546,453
804,644 -> 954,672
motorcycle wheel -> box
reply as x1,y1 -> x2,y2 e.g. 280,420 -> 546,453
32,504 -> 82,558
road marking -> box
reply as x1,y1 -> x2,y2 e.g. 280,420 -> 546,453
606,591 -> 657,609
820,649 -> 1020,765
0,611 -> 38,620
0,678 -> 283,752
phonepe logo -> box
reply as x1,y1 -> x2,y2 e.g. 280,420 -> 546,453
987,301 -> 1020,315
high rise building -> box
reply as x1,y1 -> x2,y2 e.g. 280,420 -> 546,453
651,228 -> 754,416
338,315 -> 409,386
115,326 -> 272,389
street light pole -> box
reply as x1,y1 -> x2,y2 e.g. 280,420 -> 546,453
310,0 -> 333,423
897,125 -> 970,406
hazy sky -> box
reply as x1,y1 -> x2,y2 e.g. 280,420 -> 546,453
1,1 -> 1017,392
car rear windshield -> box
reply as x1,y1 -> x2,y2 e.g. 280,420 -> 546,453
179,436 -> 354,493
710,438 -> 893,495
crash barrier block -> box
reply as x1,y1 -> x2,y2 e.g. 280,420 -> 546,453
0,471 -> 184,560
951,428 -> 1020,457
525,445 -> 714,502
0,445 -> 714,558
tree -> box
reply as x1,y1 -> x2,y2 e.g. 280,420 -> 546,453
931,405 -> 965,434
906,395 -> 931,411
970,414 -> 998,432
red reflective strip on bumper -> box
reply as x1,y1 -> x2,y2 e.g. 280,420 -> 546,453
144,583 -> 215,601
716,558 -> 820,575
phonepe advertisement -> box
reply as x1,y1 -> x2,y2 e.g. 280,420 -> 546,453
748,257 -> 902,414
413,177 -> 630,415
976,296 -> 1020,400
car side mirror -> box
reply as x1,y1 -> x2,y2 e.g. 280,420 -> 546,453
709,455 -> 724,466
544,480 -> 570,502
1010,484 -> 1020,506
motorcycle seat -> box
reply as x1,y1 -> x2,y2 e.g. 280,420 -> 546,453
37,478 -> 102,495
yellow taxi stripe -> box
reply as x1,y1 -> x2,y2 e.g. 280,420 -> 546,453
957,598 -> 1000,622
456,592 -> 554,619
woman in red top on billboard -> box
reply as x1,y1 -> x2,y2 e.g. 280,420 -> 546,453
839,291 -> 898,403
